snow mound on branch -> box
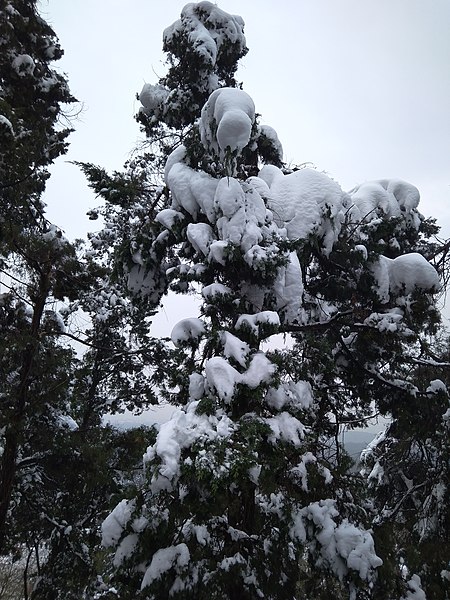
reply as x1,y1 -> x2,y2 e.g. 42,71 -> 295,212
0,114 -> 14,136
163,2 -> 246,68
165,159 -> 219,220
171,318 -> 206,346
235,311 -> 280,336
205,356 -> 241,402
141,543 -> 190,590
200,87 -> 255,154
202,283 -> 232,300
214,177 -> 267,253
372,252 -> 439,302
164,145 -> 220,221
155,208 -> 184,231
11,54 -> 34,76
349,179 -> 421,229
401,575 -> 426,600
187,222 -> 216,256
205,352 -> 276,402
273,251 -> 304,323
266,380 -> 314,411
143,401 -> 235,492
102,499 -> 136,547
220,331 -> 250,367
258,165 -> 349,255
294,500 -> 382,581
139,83 -> 169,119
259,124 -> 283,161
265,412 -> 306,446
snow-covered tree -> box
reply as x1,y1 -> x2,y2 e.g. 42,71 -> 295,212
78,3 -> 448,598
0,5 -> 155,598
361,335 -> 449,600
0,0 -> 77,551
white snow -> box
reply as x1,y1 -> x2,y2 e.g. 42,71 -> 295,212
349,179 -> 421,229
56,414 -> 78,431
334,521 -> 382,580
113,533 -> 138,567
273,251 -> 304,323
171,318 -> 206,346
187,222 -> 216,256
200,87 -> 255,156
205,351 -> 276,401
372,252 -> 439,302
143,401 -> 235,491
241,352 -> 277,388
235,311 -> 280,336
258,165 -> 349,255
303,500 -> 382,581
220,331 -> 250,367
189,373 -> 205,400
141,543 -> 190,590
213,177 -> 267,253
290,452 -> 317,491
259,124 -> 283,160
164,150 -> 219,222
11,54 -> 34,76
102,499 -> 136,547
217,108 -> 253,152
0,114 -> 14,135
426,379 -> 447,394
205,356 -> 240,402
266,380 -> 314,411
265,412 -> 306,446
208,240 -> 228,265
139,83 -> 169,116
202,283 -> 232,300
401,575 -> 426,600
388,253 -> 439,295
155,208 -> 184,231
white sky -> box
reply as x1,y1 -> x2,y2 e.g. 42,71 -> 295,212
40,0 -> 450,328
37,0 -> 450,430
41,0 -> 450,238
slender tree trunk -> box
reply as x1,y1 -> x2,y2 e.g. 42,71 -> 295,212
0,269 -> 50,552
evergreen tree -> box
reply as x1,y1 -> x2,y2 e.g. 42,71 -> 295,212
0,0 -> 77,551
96,3 -> 448,598
361,333 -> 449,600
0,5 -> 155,598
70,2 -> 445,599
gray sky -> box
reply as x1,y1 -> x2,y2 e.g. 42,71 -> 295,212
41,0 -> 450,318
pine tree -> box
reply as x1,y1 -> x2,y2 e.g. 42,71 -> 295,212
95,4 -> 436,598
73,3 -> 448,598
0,5 -> 152,598
361,332 -> 449,600
0,0 -> 77,551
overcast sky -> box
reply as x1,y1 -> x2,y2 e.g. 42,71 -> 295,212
41,0 -> 450,238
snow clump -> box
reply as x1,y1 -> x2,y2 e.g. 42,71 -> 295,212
200,87 -> 255,155
258,165 -> 350,256
372,253 -> 439,302
349,179 -> 421,229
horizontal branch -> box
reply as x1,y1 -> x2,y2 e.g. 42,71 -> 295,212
282,309 -> 354,333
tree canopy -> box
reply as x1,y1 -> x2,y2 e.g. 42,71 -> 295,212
0,2 -> 448,599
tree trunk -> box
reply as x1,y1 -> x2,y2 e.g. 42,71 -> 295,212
0,269 -> 50,552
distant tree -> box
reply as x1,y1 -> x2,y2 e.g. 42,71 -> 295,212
362,331 -> 450,600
